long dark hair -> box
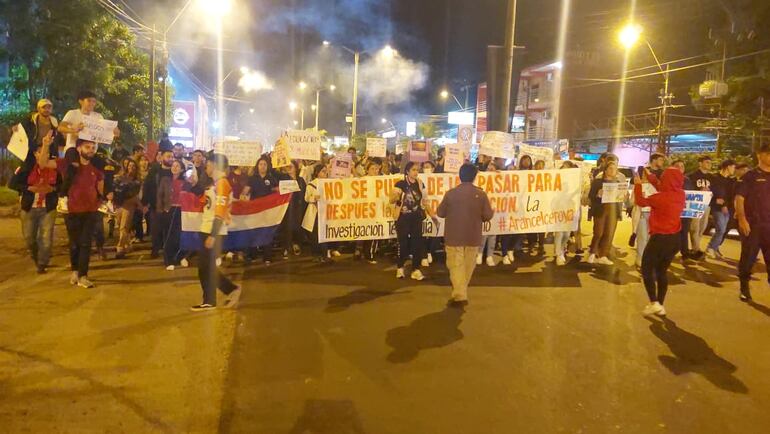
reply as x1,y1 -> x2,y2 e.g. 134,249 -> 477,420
404,161 -> 418,176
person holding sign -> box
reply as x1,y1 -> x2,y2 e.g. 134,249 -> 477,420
633,167 -> 686,317
587,161 -> 624,265
303,164 -> 333,265
58,90 -> 120,149
389,162 -> 438,281
278,161 -> 307,257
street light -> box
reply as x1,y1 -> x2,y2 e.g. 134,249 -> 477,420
289,101 -> 305,129
440,89 -> 465,110
618,23 -> 643,50
198,0 -> 232,17
440,89 -> 449,99
312,84 -> 335,131
381,118 -> 388,124
298,81 -> 308,91
311,104 -> 317,111
329,84 -> 336,91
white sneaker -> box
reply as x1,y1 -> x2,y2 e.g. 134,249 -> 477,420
643,302 -> 664,316
596,256 -> 614,265
427,253 -> 433,264
502,256 -> 512,265
396,268 -> 405,279
476,253 -> 482,265
223,286 -> 242,309
411,269 -> 425,281
216,258 -> 222,267
556,255 -> 566,266
507,251 -> 514,262
420,258 -> 430,267
166,265 -> 175,271
225,252 -> 235,261
705,248 -> 717,259
587,254 -> 596,264
77,276 -> 94,288
69,271 -> 79,285
331,250 -> 341,257
486,256 -> 496,267
180,258 -> 189,268
657,305 -> 667,316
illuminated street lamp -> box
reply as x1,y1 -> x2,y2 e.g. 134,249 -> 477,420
439,88 -> 465,110
618,23 -> 643,50
289,101 -> 305,129
298,81 -> 308,91
381,118 -> 388,124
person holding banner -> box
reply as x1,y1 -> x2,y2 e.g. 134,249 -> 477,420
390,162 -> 437,281
157,160 -> 190,271
735,143 -> 770,302
278,161 -> 307,257
554,161 -> 580,266
58,90 -> 120,150
437,163 -> 494,306
633,167 -> 686,317
191,154 -> 241,312
245,157 -> 279,265
421,161 -> 440,267
687,156 -> 714,259
477,160 -> 499,267
359,159 -> 384,264
587,161 -> 624,265
303,164 -> 333,265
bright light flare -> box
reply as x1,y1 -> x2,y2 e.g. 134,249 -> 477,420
618,23 -> 642,49
322,40 -> 330,46
329,84 -> 336,91
311,104 -> 317,111
289,101 -> 298,111
298,81 -> 308,90
198,0 -> 231,18
381,118 -> 388,124
238,70 -> 273,93
440,89 -> 449,99
381,45 -> 397,59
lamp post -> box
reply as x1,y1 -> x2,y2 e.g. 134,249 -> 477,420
440,89 -> 465,110
290,101 -> 305,130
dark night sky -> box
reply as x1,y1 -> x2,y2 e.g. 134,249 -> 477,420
125,0 -> 742,138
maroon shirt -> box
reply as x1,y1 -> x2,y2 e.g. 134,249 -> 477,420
68,163 -> 104,213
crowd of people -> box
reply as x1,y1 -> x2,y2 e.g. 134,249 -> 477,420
9,94 -> 770,313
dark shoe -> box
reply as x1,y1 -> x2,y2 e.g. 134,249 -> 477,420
36,265 -> 46,274
447,299 -> 468,308
115,251 -> 126,259
190,304 -> 216,312
628,233 -> 637,247
150,252 -> 160,260
740,283 -> 752,302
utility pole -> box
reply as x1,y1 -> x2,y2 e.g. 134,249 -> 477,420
351,51 -> 360,137
160,37 -> 167,134
149,25 -> 156,142
497,0 -> 517,132
656,64 -> 670,154
314,89 -> 320,131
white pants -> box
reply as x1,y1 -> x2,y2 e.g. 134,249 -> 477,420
446,246 -> 478,301
689,207 -> 711,252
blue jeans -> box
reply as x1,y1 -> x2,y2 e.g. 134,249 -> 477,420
479,235 -> 496,257
20,208 -> 57,268
707,209 -> 731,251
553,231 -> 571,256
636,211 -> 650,265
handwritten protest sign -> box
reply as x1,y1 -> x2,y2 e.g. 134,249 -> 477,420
518,143 -> 554,167
316,169 -> 582,242
271,137 -> 291,168
214,141 -> 263,167
444,143 -> 464,173
458,124 -> 474,153
279,180 -> 301,195
78,118 -> 118,144
283,130 -> 321,161
479,131 -> 515,159
366,137 -> 387,158
408,140 -> 430,162
395,141 -> 406,155
682,191 -> 713,218
601,181 -> 630,203
7,124 -> 28,160
330,152 -> 353,178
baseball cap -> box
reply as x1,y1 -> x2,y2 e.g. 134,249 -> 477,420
37,99 -> 53,109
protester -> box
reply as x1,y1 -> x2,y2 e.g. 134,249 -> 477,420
190,154 -> 241,311
735,143 -> 770,302
634,167 -> 686,317
587,161 -> 624,265
58,90 -> 120,149
437,163 -> 494,306
158,159 -> 188,270
245,156 -> 279,265
477,159 -> 498,266
390,161 -> 437,280
64,139 -> 104,288
735,163 -> 750,180
173,143 -> 193,170
670,159 -> 694,259
113,158 -> 142,259
421,160 -> 440,267
434,148 -> 446,173
143,148 -> 174,258
706,159 -> 736,259
355,159 -> 383,264
688,156 -> 713,258
553,161 -> 579,266
304,164 -> 332,264
279,161 -> 307,257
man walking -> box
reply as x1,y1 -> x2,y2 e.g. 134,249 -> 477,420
735,144 -> 770,301
706,159 -> 736,259
437,163 -> 494,306
64,139 -> 104,288
687,156 -> 713,257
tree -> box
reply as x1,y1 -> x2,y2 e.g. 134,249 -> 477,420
0,0 -> 172,148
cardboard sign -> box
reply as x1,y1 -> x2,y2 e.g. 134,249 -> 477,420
271,137 -> 291,168
408,140 -> 430,162
366,137 -> 387,158
601,181 -> 630,204
214,141 -> 263,167
395,141 -> 406,155
330,153 -> 353,178
517,143 -> 554,166
444,143 -> 464,173
458,124 -> 474,153
79,118 -> 118,144
7,123 -> 29,160
284,130 -> 321,161
279,180 -> 301,195
479,131 -> 515,159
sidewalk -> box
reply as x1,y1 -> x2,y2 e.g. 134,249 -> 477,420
0,217 -> 239,433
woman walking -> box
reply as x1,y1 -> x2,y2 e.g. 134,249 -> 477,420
303,164 -> 333,265
389,162 -> 437,280
157,159 -> 189,270
633,167 -> 686,316
114,158 -> 141,259
587,161 -> 624,265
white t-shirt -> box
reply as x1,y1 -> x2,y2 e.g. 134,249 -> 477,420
62,109 -> 104,149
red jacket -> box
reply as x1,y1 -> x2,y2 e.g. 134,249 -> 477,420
634,167 -> 686,235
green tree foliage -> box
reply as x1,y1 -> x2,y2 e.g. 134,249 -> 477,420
0,0 -> 171,148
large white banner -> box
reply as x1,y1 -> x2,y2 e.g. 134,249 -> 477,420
316,169 -> 582,242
